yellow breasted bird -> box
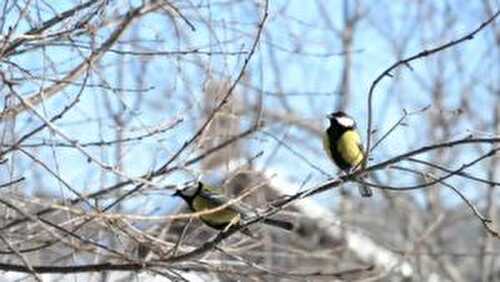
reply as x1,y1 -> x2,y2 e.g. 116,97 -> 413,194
323,111 -> 372,197
173,181 -> 294,231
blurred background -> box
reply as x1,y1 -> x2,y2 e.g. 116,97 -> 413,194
0,0 -> 499,281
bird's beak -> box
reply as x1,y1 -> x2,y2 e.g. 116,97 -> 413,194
171,190 -> 181,197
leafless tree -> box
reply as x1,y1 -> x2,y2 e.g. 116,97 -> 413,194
0,1 -> 499,281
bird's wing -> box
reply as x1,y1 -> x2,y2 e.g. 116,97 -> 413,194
198,187 -> 228,206
198,188 -> 252,215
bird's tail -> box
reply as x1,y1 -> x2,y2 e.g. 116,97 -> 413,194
358,184 -> 373,197
262,218 -> 294,231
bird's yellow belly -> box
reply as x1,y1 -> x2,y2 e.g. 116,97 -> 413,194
336,131 -> 363,167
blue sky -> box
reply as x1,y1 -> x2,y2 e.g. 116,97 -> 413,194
1,0 -> 499,212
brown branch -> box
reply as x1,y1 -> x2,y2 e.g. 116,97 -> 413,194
272,136 -> 500,206
17,43 -> 248,57
359,147 -> 500,191
407,157 -> 500,186
0,0 -> 101,58
0,125 -> 259,232
0,177 -> 25,189
0,262 -> 152,274
0,260 -> 374,277
100,124 -> 262,213
367,137 -> 499,170
98,0 -> 271,210
3,118 -> 183,149
0,66 -> 88,157
370,105 -> 430,152
0,197 -> 128,257
0,4 -> 145,119
0,233 -> 42,281
365,10 -> 500,161
388,165 -> 499,238
153,0 -> 270,176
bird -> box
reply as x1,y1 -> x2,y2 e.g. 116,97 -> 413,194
173,181 -> 294,231
323,111 -> 372,197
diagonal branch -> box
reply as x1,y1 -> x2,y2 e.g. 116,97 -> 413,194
365,10 -> 500,161
0,5 -> 144,119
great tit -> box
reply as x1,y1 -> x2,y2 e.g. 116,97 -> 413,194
323,111 -> 372,197
173,181 -> 294,231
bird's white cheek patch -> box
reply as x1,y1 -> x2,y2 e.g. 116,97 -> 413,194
336,116 -> 355,127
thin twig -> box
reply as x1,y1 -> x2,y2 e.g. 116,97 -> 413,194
0,232 -> 43,281
0,177 -> 25,189
365,10 -> 500,161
